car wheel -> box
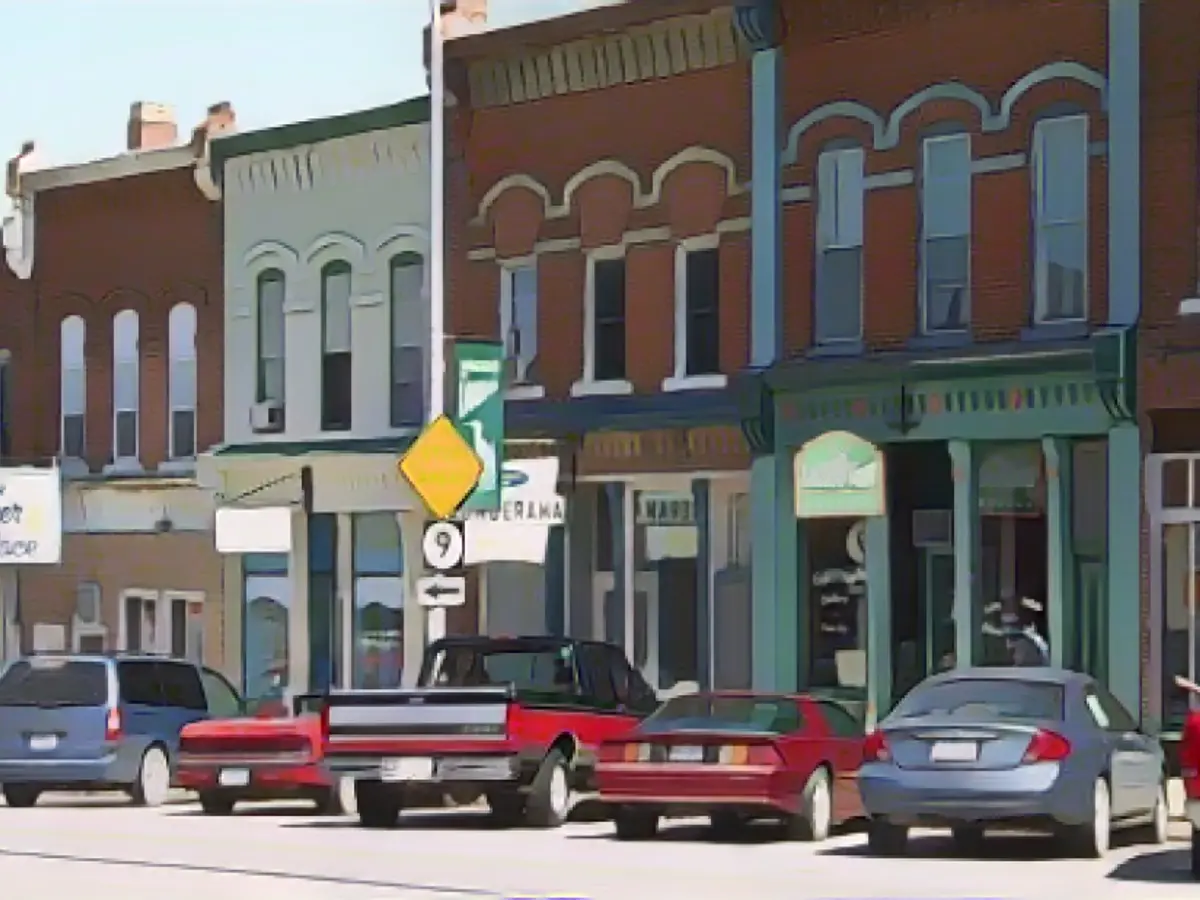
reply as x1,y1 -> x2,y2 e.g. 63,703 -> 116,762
784,767 -> 833,841
2,784 -> 41,808
1061,777 -> 1111,858
198,791 -> 236,816
951,826 -> 985,855
1190,828 -> 1200,879
866,819 -> 908,857
1143,783 -> 1169,845
524,748 -> 571,828
486,789 -> 526,826
131,746 -> 171,808
354,780 -> 402,829
614,806 -> 659,841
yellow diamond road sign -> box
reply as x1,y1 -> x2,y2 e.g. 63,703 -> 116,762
399,415 -> 484,520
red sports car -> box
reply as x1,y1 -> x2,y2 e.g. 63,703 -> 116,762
177,694 -> 352,816
596,691 -> 866,841
1178,678 -> 1200,878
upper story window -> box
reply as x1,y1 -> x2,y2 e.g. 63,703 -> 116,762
168,302 -> 197,460
321,261 -> 353,432
815,146 -> 865,344
112,309 -> 139,463
1033,114 -> 1088,324
60,315 -> 86,459
256,270 -> 286,407
390,253 -> 424,428
587,253 -> 627,384
674,240 -> 721,379
921,133 -> 972,333
501,262 -> 539,391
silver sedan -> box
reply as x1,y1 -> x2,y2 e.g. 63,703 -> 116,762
858,667 -> 1167,858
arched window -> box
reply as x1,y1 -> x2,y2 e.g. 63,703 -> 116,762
112,309 -> 139,462
389,252 -> 424,427
60,315 -> 86,459
321,260 -> 352,431
256,270 -> 286,405
168,303 -> 197,459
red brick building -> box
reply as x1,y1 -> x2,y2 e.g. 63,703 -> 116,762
0,101 -> 233,671
446,0 -> 756,691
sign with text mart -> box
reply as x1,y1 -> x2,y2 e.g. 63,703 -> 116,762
0,468 -> 62,564
455,341 -> 504,513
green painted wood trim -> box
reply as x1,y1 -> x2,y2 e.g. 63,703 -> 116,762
949,440 -> 982,667
750,455 -> 778,689
1043,438 -> 1076,669
1106,423 -> 1141,717
865,515 -> 892,729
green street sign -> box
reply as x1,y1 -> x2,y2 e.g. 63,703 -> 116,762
793,430 -> 886,519
454,341 -> 504,513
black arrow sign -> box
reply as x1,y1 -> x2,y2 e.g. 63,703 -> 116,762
424,581 -> 461,599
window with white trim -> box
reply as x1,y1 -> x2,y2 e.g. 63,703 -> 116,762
390,253 -> 425,428
588,254 -> 626,383
321,260 -> 352,431
168,303 -> 197,459
674,240 -> 721,378
815,146 -> 865,343
256,270 -> 286,405
112,309 -> 139,462
501,263 -> 539,388
60,315 -> 85,459
1033,115 -> 1088,323
920,134 -> 971,333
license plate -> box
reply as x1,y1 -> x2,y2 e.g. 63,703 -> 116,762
28,734 -> 57,752
380,757 -> 433,782
930,741 -> 979,763
218,768 -> 250,787
669,745 -> 704,763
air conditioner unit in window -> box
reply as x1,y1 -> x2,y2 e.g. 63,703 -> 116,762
75,582 -> 101,625
249,400 -> 285,434
912,510 -> 953,550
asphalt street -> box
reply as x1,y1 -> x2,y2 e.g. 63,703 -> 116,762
0,795 -> 1191,899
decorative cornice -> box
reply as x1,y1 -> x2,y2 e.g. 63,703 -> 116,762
733,0 -> 782,51
467,9 -> 747,109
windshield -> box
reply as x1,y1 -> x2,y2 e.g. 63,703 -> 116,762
892,678 -> 1064,723
0,659 -> 109,707
643,695 -> 800,733
428,645 -> 575,695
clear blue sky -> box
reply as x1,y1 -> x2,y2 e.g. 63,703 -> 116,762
2,0 -> 607,169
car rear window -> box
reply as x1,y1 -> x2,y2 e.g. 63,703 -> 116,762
892,678 -> 1064,723
0,658 -> 109,707
429,644 -> 575,695
643,696 -> 801,734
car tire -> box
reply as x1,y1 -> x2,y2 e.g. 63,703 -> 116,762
951,826 -> 985,855
709,811 -> 745,839
131,746 -> 171,808
198,791 -> 236,816
1139,783 -> 1169,845
355,780 -> 402,829
783,767 -> 833,842
2,784 -> 41,808
524,748 -> 571,829
486,789 -> 526,826
1190,827 -> 1200,879
1061,777 -> 1111,859
866,819 -> 908,857
614,806 -> 659,841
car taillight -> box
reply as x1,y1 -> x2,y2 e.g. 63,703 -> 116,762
1021,728 -> 1071,764
718,743 -> 779,766
863,730 -> 890,763
319,702 -> 330,736
105,707 -> 122,742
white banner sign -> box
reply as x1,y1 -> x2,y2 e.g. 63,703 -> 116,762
0,468 -> 62,564
464,458 -> 564,564
215,506 -> 293,554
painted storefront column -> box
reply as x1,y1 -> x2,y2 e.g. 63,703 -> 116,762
864,516 -> 892,728
398,509 -> 427,687
1042,438 -> 1076,669
543,525 -> 566,636
752,451 -> 799,690
604,482 -> 626,647
693,479 -> 712,688
1107,422 -> 1141,715
750,46 -> 783,365
949,440 -> 981,667
286,508 -> 310,697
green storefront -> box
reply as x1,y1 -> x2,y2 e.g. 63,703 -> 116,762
739,328 -> 1140,727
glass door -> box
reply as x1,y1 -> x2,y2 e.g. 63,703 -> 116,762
923,549 -> 956,675
1076,559 -> 1108,685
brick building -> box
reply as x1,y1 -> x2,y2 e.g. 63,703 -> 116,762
739,0 -> 1139,724
0,101 -> 232,671
447,0 -> 756,692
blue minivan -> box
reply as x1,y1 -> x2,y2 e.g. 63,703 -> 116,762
0,653 -> 243,807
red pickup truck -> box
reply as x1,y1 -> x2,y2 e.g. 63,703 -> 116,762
322,635 -> 659,829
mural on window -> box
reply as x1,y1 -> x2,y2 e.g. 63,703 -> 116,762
243,553 -> 290,706
353,513 -> 405,688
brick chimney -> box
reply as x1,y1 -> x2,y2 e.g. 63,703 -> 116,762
440,0 -> 488,38
127,102 -> 177,151
204,101 -> 236,136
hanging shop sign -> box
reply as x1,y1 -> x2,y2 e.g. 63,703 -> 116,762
0,467 -> 62,564
794,431 -> 886,519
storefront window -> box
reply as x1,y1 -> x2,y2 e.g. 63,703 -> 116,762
242,552 -> 289,705
807,518 -> 867,690
633,489 -> 699,690
1162,523 -> 1200,727
352,513 -> 404,688
712,490 -> 752,688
